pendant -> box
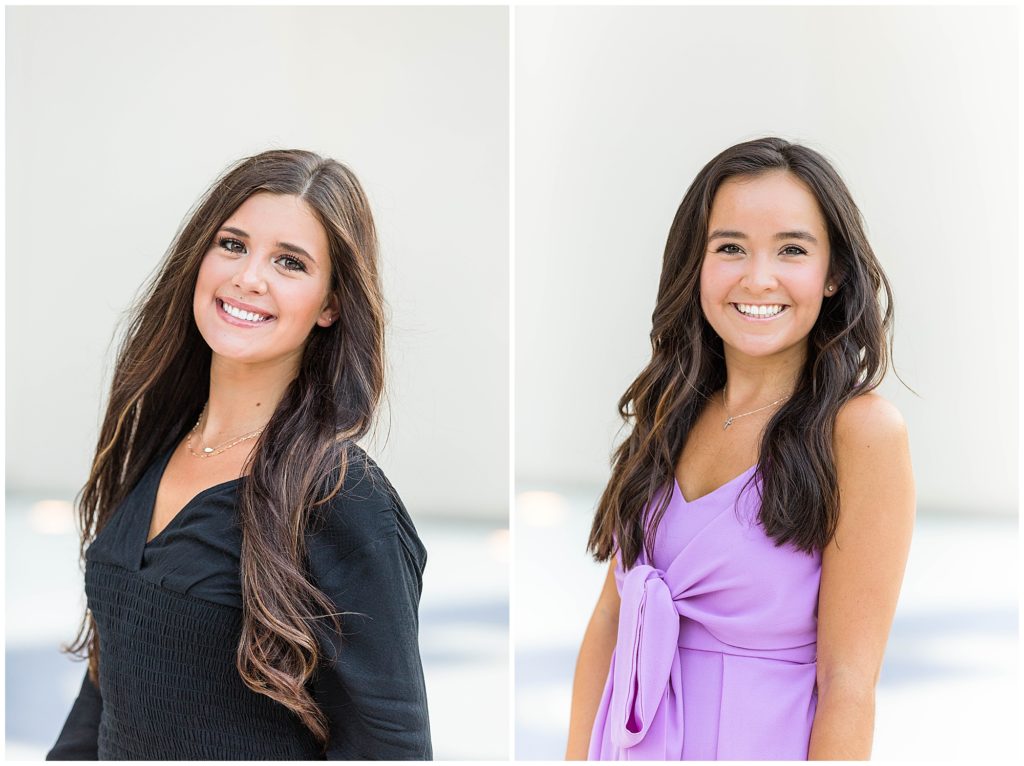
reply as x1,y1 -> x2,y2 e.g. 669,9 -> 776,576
204,447 -> 214,453
723,417 -> 734,430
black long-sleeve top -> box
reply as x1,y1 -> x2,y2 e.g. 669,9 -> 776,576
46,444 -> 432,760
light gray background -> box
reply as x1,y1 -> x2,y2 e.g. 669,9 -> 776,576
6,6 -> 509,760
515,5 -> 1018,760
7,5 -> 509,520
517,4 -> 1018,515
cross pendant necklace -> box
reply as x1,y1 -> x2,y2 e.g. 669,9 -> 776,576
721,388 -> 790,430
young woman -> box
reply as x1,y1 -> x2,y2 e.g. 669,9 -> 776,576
46,150 -> 432,760
566,137 -> 915,760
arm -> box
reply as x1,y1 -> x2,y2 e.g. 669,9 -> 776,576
46,668 -> 102,760
565,559 -> 621,760
309,527 -> 432,760
808,394 -> 915,760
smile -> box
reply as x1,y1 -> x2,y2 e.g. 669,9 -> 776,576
732,303 -> 788,320
217,298 -> 275,325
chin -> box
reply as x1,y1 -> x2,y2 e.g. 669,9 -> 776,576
196,325 -> 259,362
724,334 -> 807,360
206,342 -> 264,364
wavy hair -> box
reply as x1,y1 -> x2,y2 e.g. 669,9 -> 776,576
588,137 -> 895,569
62,149 -> 384,748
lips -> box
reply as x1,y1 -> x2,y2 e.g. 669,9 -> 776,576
731,302 -> 789,320
217,298 -> 275,325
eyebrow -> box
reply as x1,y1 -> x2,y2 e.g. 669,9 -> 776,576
708,229 -> 820,246
219,226 -> 314,260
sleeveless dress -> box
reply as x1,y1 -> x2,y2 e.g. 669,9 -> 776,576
588,465 -> 822,760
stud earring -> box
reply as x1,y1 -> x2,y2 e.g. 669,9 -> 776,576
826,283 -> 834,293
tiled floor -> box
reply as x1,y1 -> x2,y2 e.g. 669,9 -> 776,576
4,496 -> 509,761
514,485 -> 1019,761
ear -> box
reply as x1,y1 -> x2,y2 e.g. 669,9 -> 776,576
316,292 -> 341,327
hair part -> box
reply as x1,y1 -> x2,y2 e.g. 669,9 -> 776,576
63,149 -> 385,750
588,136 -> 895,569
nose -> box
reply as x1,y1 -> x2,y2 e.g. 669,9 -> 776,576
740,251 -> 778,294
232,252 -> 268,294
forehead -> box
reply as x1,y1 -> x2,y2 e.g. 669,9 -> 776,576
221,192 -> 329,260
709,171 -> 826,235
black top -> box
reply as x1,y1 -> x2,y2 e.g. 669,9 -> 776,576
46,444 -> 432,760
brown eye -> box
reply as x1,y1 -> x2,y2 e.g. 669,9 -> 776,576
276,255 -> 307,272
219,238 -> 245,254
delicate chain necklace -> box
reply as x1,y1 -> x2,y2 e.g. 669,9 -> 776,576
187,402 -> 266,458
721,387 -> 790,430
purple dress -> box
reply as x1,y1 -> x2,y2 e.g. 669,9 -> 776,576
588,466 -> 822,760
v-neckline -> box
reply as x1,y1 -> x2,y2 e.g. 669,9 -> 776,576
143,446 -> 243,549
673,464 -> 757,505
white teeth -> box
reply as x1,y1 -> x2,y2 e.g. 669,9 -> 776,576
221,300 -> 271,322
735,303 -> 785,318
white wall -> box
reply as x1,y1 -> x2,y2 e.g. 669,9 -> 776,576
516,5 -> 1018,515
6,6 -> 509,519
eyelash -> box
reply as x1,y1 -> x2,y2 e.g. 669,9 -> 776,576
219,237 -> 245,254
715,244 -> 807,256
217,238 -> 307,272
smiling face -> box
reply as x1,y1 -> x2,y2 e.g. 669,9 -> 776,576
193,192 -> 338,369
699,170 -> 833,366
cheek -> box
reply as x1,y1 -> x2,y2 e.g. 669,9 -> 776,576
699,260 -> 729,303
698,259 -> 712,295
795,271 -> 828,305
697,264 -> 723,322
278,284 -> 329,323
194,252 -> 222,297
193,269 -> 210,311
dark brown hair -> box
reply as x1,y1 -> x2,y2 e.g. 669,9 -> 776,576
588,137 -> 895,569
63,149 -> 384,748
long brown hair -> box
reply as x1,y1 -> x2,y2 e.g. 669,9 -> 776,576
588,137 -> 895,569
63,149 -> 384,747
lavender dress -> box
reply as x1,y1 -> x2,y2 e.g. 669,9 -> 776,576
588,466 -> 822,760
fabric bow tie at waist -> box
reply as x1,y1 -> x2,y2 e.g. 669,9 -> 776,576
607,563 -> 817,752
609,565 -> 680,749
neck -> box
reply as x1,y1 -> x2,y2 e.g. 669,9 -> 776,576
721,342 -> 805,411
201,352 -> 300,441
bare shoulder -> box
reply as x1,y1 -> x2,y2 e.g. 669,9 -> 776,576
836,390 -> 907,436
816,391 -> 916,696
831,391 -> 915,538
835,391 -> 909,458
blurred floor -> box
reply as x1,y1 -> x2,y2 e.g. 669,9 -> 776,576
515,484 -> 1019,761
5,494 -> 509,761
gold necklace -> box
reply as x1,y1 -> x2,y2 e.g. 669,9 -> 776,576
721,387 -> 790,430
187,402 -> 266,458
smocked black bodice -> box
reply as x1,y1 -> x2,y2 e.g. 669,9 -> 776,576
87,560 -> 322,759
